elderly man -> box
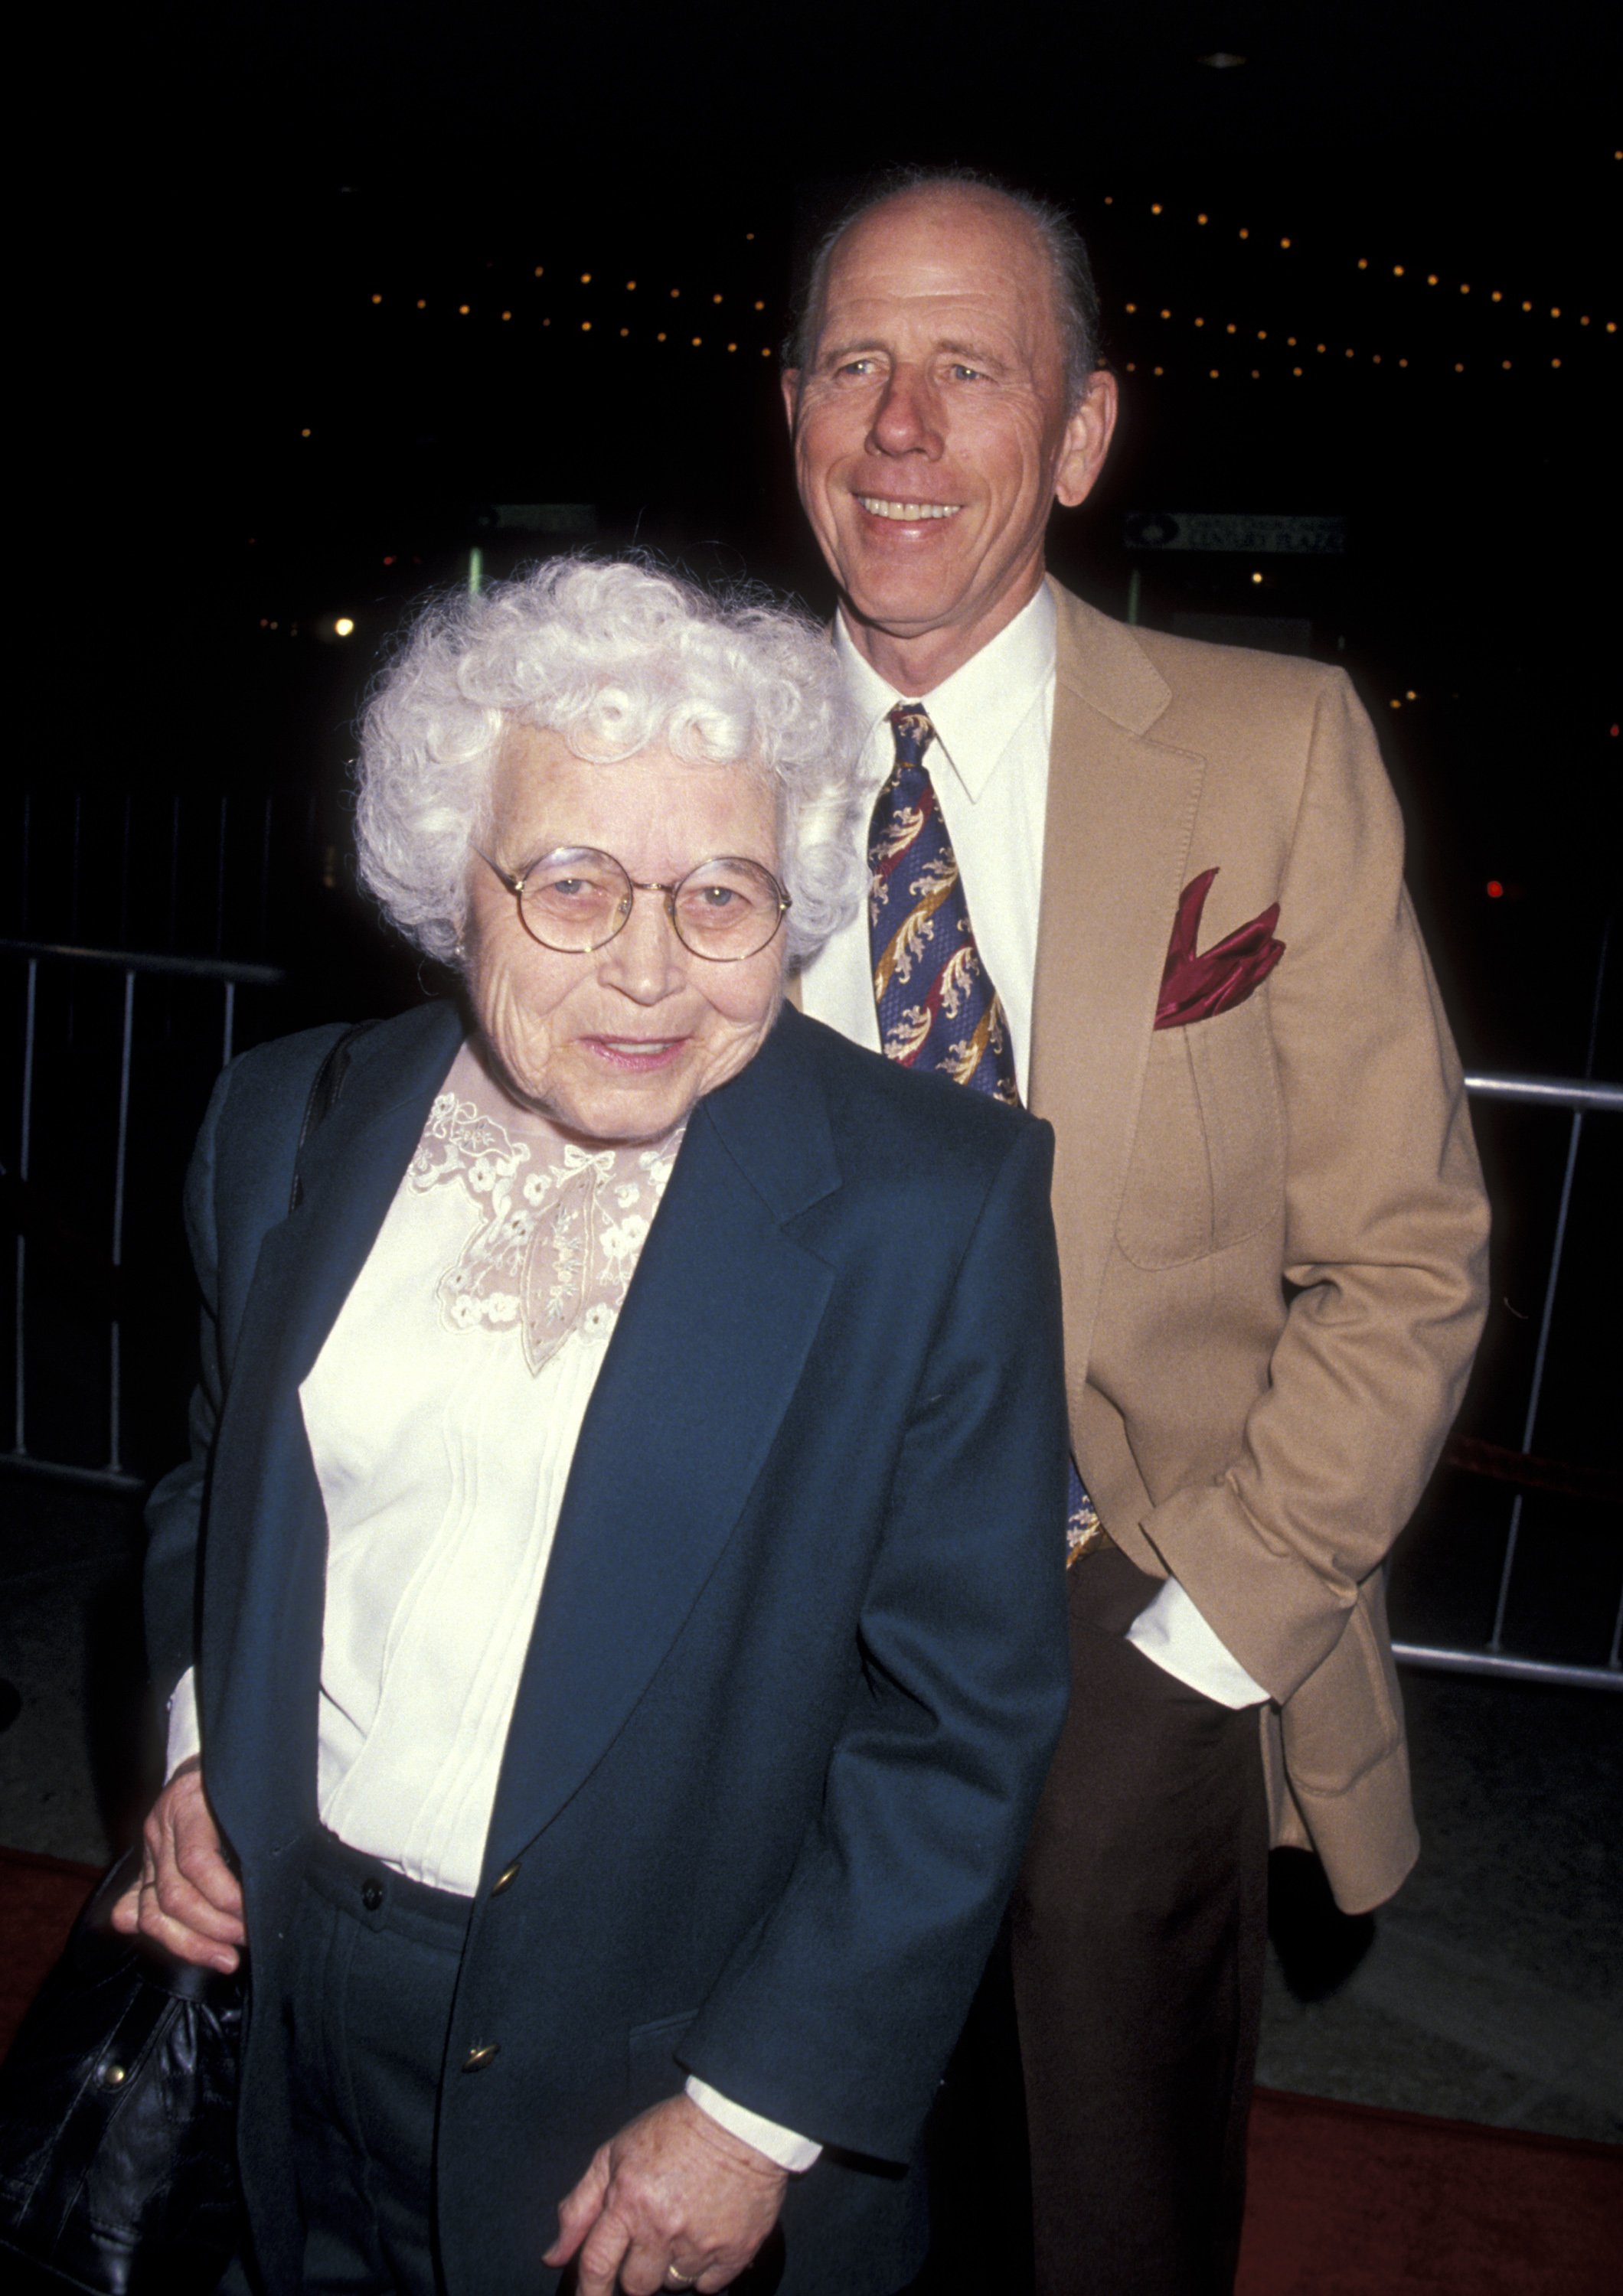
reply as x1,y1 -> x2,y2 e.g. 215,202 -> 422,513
782,170 -> 1490,2294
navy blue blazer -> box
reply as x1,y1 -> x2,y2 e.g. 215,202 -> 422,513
144,998 -> 1071,2296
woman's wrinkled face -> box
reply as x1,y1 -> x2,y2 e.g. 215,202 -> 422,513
462,729 -> 786,1146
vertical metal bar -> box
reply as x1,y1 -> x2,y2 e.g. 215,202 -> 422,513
1487,915 -> 1610,1654
1608,1581 -> 1623,1675
107,968 -> 135,1473
14,957 -> 38,1454
1126,567 -> 1141,627
1487,1107 -> 1584,1649
223,978 -> 237,1068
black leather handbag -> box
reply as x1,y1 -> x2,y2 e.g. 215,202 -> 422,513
0,1850 -> 243,2294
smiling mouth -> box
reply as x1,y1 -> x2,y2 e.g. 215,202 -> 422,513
854,496 -> 964,521
587,1036 -> 686,1065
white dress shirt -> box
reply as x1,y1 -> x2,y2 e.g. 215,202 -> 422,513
166,1055 -> 821,2170
799,585 -> 1267,1713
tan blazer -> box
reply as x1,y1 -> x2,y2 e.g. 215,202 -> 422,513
1027,581 -> 1489,1914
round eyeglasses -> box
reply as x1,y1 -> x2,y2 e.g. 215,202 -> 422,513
476,845 -> 792,963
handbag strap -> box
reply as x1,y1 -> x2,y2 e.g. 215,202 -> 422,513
289,1019 -> 381,1215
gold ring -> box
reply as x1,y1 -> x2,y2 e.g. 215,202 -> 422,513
665,2273 -> 696,2288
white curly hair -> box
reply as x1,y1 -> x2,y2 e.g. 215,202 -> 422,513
354,556 -> 867,968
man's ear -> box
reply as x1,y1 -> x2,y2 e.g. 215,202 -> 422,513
1054,368 -> 1119,510
780,367 -> 801,436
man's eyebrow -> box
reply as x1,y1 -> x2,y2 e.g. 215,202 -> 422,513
817,334 -> 1008,367
817,336 -> 889,364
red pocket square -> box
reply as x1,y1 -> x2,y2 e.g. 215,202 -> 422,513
1154,868 -> 1285,1030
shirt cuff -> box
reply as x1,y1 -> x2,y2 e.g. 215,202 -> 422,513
1125,1577 -> 1270,1709
684,2078 -> 822,2172
165,1666 -> 203,1778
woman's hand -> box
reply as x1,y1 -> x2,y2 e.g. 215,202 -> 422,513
546,2094 -> 788,2295
109,1757 -> 246,1973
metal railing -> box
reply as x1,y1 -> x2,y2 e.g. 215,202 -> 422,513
1391,1071 -> 1622,1694
3,937 -> 285,1492
3,938 -> 1619,1691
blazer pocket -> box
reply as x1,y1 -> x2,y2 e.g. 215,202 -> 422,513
1116,995 -> 1285,1270
627,2010 -> 698,2105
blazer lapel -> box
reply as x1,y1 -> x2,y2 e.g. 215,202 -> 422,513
1027,585 -> 1204,1391
202,1002 -> 465,1853
485,1007 -> 840,1875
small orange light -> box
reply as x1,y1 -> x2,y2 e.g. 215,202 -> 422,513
1280,237 -> 1290,248
753,300 -> 765,311
1358,257 -> 1368,269
534,266 -> 544,277
371,292 -> 382,304
626,280 -> 636,290
1151,202 -> 1163,214
1197,213 -> 1208,224
1125,302 -> 1138,313
580,272 -> 591,284
1393,265 -> 1404,276
459,304 -> 469,315
1238,227 -> 1249,239
712,293 -> 723,304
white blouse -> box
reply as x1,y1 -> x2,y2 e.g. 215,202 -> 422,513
166,1047 -> 681,1897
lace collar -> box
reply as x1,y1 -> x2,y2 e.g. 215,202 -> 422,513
407,1047 -> 685,1376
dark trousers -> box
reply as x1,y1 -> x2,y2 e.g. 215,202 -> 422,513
1008,1544 -> 1269,2296
224,1829 -> 472,2296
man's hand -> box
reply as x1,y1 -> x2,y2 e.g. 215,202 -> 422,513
109,1757 -> 245,1973
546,2093 -> 789,2294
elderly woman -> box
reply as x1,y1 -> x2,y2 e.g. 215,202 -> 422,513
116,559 -> 1069,2296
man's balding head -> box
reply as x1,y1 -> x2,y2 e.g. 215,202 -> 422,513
788,170 -> 1103,413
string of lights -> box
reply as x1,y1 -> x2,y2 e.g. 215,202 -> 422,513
1099,182 -> 1618,335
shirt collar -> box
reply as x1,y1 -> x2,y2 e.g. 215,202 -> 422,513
833,582 -> 1057,800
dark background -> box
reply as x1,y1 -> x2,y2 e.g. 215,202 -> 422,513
9,2 -> 1620,1652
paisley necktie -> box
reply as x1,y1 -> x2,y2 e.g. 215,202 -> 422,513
867,704 -> 1102,1561
868,705 -> 1020,1102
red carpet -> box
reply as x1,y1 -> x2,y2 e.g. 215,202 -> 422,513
1238,2086 -> 1620,2296
4,1848 -> 1618,2292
